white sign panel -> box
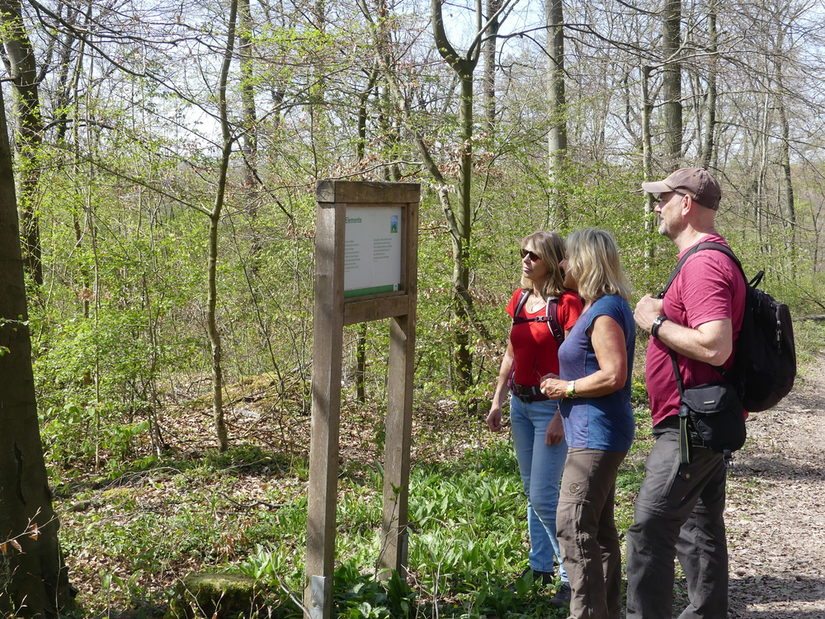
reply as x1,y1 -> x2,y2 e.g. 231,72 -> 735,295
344,206 -> 403,298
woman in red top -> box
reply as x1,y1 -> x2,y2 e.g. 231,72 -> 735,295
487,230 -> 583,602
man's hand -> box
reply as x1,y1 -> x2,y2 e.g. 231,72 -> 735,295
635,294 -> 664,332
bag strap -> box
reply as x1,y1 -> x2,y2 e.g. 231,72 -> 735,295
660,242 -> 746,467
512,290 -> 564,346
659,244 -> 727,465
658,241 -> 746,299
659,240 -> 749,379
669,350 -> 692,465
512,289 -> 531,320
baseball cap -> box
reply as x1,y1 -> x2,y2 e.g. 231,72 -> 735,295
641,167 -> 722,210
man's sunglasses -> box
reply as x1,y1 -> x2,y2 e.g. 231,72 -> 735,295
520,249 -> 541,261
653,190 -> 687,202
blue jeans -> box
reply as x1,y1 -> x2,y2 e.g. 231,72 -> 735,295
510,394 -> 568,580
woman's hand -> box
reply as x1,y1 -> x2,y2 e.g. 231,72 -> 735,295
545,410 -> 564,445
486,405 -> 503,432
488,342 -> 514,432
540,377 -> 567,400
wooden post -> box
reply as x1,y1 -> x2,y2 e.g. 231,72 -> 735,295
304,199 -> 345,619
304,181 -> 419,619
380,198 -> 417,576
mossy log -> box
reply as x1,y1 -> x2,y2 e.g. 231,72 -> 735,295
165,573 -> 259,618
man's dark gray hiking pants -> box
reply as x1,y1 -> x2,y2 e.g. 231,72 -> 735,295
625,420 -> 729,619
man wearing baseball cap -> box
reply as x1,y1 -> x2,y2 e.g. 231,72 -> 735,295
626,168 -> 745,618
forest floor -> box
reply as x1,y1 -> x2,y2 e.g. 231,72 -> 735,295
56,353 -> 825,617
723,352 -> 825,618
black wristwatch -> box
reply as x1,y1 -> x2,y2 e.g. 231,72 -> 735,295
651,314 -> 668,339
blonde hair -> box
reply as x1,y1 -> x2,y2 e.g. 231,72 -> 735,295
565,228 -> 631,302
520,230 -> 566,298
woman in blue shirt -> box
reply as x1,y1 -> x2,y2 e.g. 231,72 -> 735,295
540,228 -> 635,619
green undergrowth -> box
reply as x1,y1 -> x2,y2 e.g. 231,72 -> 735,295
792,319 -> 825,372
47,302 -> 823,617
55,410 -> 653,617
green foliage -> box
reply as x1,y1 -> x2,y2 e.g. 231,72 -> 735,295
792,319 -> 825,369
333,565 -> 416,618
238,545 -> 301,589
10,0 -> 823,613
230,443 -> 579,617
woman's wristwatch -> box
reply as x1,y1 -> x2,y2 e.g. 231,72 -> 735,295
565,380 -> 577,399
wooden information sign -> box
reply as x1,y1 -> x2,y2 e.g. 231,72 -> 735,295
304,181 -> 419,618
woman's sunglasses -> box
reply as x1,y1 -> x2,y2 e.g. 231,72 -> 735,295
520,249 -> 541,261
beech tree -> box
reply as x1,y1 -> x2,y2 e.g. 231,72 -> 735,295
662,0 -> 683,170
0,85 -> 71,617
0,0 -> 45,284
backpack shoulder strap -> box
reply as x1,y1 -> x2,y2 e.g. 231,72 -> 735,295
659,241 -> 745,298
659,241 -> 748,378
544,297 -> 564,346
512,289 -> 531,321
512,290 -> 564,346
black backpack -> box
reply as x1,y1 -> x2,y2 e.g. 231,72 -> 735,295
661,242 -> 796,412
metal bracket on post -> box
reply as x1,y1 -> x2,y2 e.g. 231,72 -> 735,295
308,575 -> 329,619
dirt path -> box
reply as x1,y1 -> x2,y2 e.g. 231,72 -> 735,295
726,354 -> 825,618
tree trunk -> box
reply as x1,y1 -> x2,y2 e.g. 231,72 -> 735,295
372,0 -> 497,396
777,96 -> 795,248
238,0 -> 258,196
482,0 -> 500,134
755,91 -> 770,251
662,0 -> 682,170
774,27 -> 796,262
309,0 -> 328,176
431,0 -> 490,394
0,0 -> 45,285
699,0 -> 717,170
0,83 -> 72,618
546,0 -> 567,228
208,0 -> 239,452
453,73 -> 474,392
355,71 -> 377,404
430,0 -> 485,395
53,3 -> 80,144
373,0 -> 401,181
641,65 -> 655,265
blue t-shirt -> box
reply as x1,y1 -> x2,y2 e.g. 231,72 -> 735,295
557,294 -> 636,451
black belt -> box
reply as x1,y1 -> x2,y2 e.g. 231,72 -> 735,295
512,383 -> 548,402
